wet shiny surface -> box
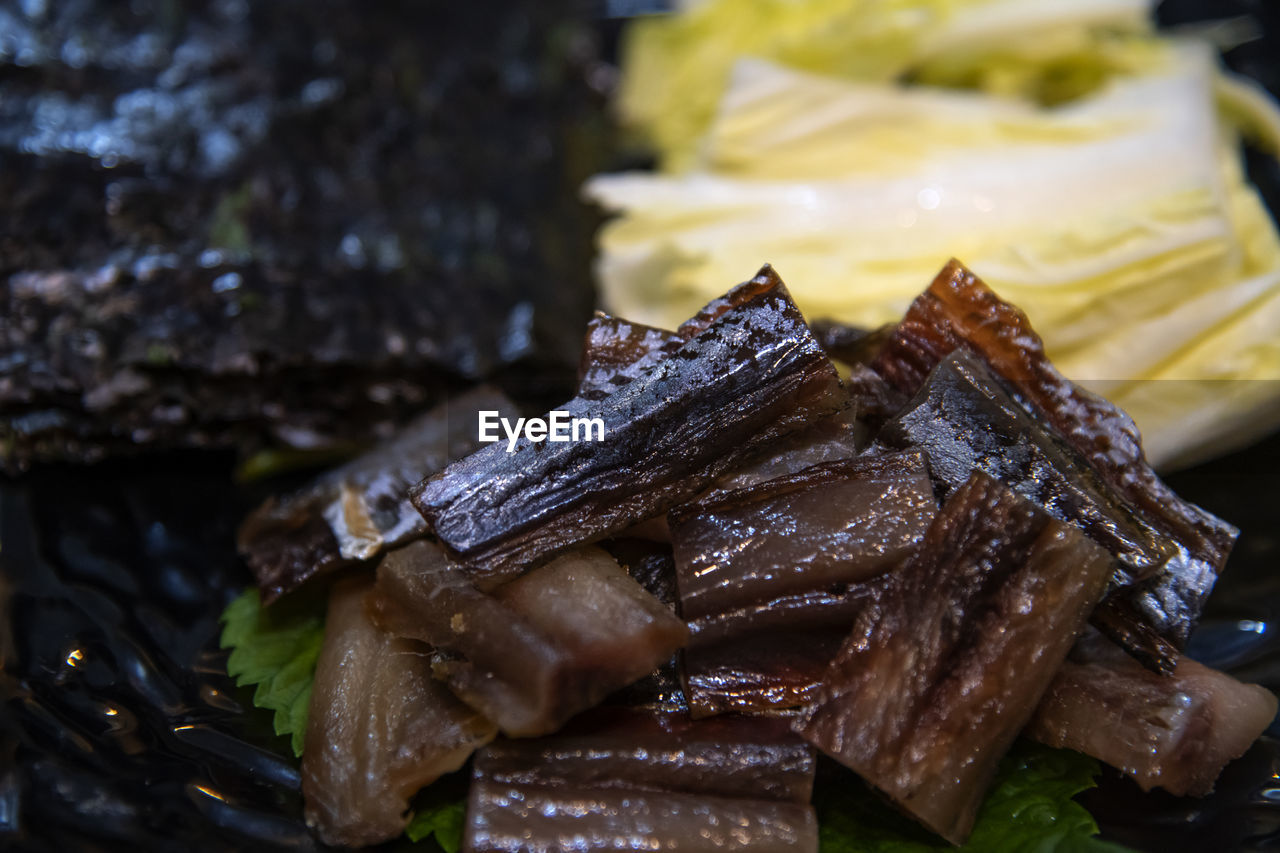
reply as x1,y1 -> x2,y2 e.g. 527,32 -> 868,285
238,387 -> 518,603
673,452 -> 937,619
412,266 -> 844,586
1029,633 -> 1277,798
1085,430 -> 1280,851
576,313 -> 683,401
0,431 -> 1278,851
878,350 -> 1213,673
371,541 -> 686,738
0,454 -> 319,851
301,577 -> 494,848
672,452 -> 937,717
795,471 -> 1116,844
874,262 -> 1238,674
465,713 -> 818,852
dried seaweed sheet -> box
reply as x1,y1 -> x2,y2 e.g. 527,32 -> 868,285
0,0 -> 605,469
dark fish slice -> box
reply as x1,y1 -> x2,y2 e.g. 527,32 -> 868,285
577,285 -> 864,509
477,712 -> 815,801
669,452 -> 937,717
369,540 -> 688,737
681,624 -> 855,717
810,320 -> 897,368
794,471 -> 1115,845
673,268 -> 788,339
465,783 -> 818,853
237,387 -> 518,602
708,404 -> 864,496
683,588 -> 874,715
301,576 -> 496,848
1028,633 -> 1278,797
687,588 -> 874,645
876,350 -> 1191,672
599,537 -> 687,713
576,312 -> 684,400
871,258 -> 1238,670
672,451 -> 937,619
464,712 -> 819,853
574,266 -> 783,401
411,265 -> 844,588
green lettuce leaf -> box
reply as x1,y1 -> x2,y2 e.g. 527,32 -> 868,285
405,799 -> 466,853
817,741 -> 1130,852
219,587 -> 326,757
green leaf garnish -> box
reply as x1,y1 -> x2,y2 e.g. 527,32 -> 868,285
405,798 -> 466,852
219,586 -> 326,757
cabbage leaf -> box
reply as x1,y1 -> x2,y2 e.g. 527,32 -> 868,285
589,35 -> 1280,468
619,0 -> 1154,170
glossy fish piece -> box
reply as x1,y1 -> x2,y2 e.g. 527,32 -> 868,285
672,452 -> 937,620
794,471 -> 1114,845
575,267 -> 785,401
671,452 -> 936,717
576,312 -> 683,400
877,350 -> 1193,671
369,540 -> 688,737
680,618 -> 860,717
466,786 -> 816,852
1029,633 -> 1278,797
412,265 -> 844,588
239,386 -> 518,602
577,288 -> 863,506
477,712 -> 815,801
682,587 -> 877,714
810,320 -> 896,368
872,259 -> 1237,670
709,405 -> 864,496
301,576 -> 496,848
464,712 -> 819,853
